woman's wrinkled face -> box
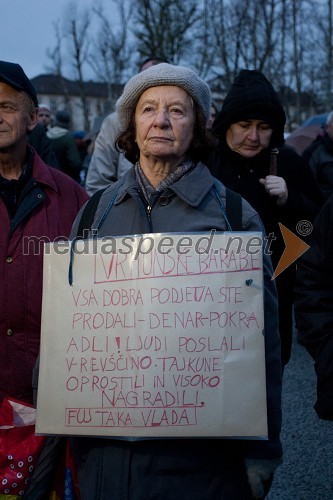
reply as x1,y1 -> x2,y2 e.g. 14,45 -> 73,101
226,119 -> 273,158
134,85 -> 195,164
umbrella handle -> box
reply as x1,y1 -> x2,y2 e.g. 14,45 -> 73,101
269,148 -> 279,175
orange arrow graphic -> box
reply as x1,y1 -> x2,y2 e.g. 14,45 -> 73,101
272,223 -> 310,280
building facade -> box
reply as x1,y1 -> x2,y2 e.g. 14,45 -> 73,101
31,74 -> 124,132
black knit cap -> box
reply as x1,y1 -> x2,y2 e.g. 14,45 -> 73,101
214,69 -> 286,147
55,110 -> 70,128
0,60 -> 38,107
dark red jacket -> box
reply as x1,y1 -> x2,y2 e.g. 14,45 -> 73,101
0,148 -> 89,403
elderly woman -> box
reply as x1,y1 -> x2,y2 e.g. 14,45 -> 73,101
209,69 -> 323,366
70,64 -> 282,500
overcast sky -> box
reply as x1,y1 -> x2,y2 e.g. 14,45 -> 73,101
0,0 -> 113,80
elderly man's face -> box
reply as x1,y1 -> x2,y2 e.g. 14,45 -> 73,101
226,119 -> 273,158
0,82 -> 37,151
134,86 -> 195,164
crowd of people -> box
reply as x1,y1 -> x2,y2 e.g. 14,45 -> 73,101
0,55 -> 331,500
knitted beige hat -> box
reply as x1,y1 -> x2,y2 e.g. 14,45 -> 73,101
116,63 -> 211,130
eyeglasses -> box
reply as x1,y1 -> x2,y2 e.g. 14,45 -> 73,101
38,113 -> 50,117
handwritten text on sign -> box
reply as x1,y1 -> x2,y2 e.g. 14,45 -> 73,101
36,233 -> 267,438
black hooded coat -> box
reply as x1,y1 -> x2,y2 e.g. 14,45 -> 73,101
295,192 -> 333,420
208,70 -> 323,364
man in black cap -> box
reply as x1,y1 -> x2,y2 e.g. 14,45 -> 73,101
0,60 -> 89,495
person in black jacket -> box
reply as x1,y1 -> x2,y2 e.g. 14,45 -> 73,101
27,122 -> 59,168
302,111 -> 333,199
46,110 -> 82,182
294,193 -> 333,420
208,69 -> 323,365
28,103 -> 59,168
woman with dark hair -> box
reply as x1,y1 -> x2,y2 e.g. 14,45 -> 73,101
70,63 -> 282,500
209,69 -> 323,366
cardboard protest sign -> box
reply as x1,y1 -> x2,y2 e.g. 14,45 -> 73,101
36,232 -> 267,438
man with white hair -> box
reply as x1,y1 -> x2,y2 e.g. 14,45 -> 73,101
0,59 -> 88,498
0,60 -> 88,406
302,111 -> 333,199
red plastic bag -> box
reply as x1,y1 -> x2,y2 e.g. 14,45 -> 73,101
0,397 -> 46,496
